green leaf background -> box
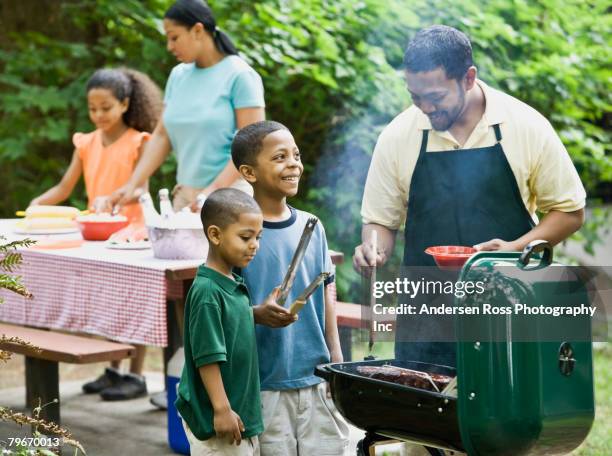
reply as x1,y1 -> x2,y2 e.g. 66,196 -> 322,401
0,0 -> 609,301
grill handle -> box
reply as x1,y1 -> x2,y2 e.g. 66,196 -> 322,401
314,364 -> 332,382
518,240 -> 553,270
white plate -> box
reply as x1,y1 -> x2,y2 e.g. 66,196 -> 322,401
13,226 -> 80,235
105,240 -> 151,250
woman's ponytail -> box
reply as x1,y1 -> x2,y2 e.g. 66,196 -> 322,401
213,28 -> 237,56
165,0 -> 237,56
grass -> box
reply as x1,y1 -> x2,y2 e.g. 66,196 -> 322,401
349,337 -> 611,455
573,343 -> 611,455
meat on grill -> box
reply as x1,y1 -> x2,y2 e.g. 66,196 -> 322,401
356,365 -> 452,392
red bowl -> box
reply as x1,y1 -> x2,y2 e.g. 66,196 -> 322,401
76,217 -> 129,241
425,245 -> 477,269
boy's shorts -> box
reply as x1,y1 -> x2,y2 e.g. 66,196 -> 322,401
182,420 -> 260,456
259,382 -> 350,456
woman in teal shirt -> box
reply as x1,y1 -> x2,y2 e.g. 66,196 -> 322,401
113,0 -> 265,210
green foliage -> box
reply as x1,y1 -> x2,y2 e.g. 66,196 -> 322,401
570,207 -> 612,256
0,0 -> 609,299
0,236 -> 34,303
0,235 -> 81,452
0,0 -> 175,213
0,238 -> 34,272
212,0 -> 408,184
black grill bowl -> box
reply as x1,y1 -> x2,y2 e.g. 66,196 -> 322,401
315,359 -> 464,452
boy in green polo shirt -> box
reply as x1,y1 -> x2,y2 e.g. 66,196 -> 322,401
176,188 -> 265,455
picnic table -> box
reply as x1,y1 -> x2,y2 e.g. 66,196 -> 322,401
0,219 -> 200,348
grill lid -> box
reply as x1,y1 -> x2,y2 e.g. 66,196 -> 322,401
455,241 -> 594,455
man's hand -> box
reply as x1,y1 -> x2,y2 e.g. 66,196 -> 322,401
353,242 -> 386,274
253,287 -> 297,327
213,406 -> 244,445
353,224 -> 396,275
474,238 -> 521,252
353,242 -> 387,277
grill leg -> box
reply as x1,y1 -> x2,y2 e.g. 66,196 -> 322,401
357,432 -> 389,456
25,357 -> 60,425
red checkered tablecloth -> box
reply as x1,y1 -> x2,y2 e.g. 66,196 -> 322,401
0,220 -> 202,347
0,251 -> 170,346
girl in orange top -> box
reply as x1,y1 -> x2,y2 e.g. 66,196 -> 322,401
30,68 -> 162,401
30,68 -> 162,223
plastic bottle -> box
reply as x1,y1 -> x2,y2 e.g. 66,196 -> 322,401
159,188 -> 174,220
138,192 -> 163,226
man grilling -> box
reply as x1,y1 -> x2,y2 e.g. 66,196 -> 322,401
353,25 -> 586,367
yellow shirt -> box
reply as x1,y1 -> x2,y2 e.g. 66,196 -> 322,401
361,80 -> 586,230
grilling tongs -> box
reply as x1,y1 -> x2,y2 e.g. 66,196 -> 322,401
277,217 -> 318,306
288,272 -> 330,315
441,376 -> 457,397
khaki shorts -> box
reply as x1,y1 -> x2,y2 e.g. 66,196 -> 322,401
172,178 -> 253,212
182,420 -> 260,456
259,383 -> 350,456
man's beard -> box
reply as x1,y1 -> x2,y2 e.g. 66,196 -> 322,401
429,88 -> 465,131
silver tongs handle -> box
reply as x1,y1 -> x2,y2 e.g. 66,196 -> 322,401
289,272 -> 330,314
277,217 -> 318,306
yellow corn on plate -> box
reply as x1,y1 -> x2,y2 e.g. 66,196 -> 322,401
16,217 -> 77,230
20,205 -> 81,219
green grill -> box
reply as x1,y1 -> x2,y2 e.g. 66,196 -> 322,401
316,241 -> 595,455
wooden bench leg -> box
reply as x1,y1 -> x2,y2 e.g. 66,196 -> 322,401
339,326 -> 352,361
164,279 -> 191,389
25,356 -> 60,425
164,299 -> 183,391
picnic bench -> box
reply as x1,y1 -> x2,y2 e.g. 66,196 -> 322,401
336,301 -> 396,361
0,323 -> 135,425
336,301 -> 365,361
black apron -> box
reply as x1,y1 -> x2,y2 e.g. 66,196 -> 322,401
395,124 -> 535,367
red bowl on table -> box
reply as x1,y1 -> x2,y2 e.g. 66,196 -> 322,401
76,214 -> 129,241
425,245 -> 476,269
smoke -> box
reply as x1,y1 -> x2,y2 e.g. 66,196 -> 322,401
308,69 -> 409,246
